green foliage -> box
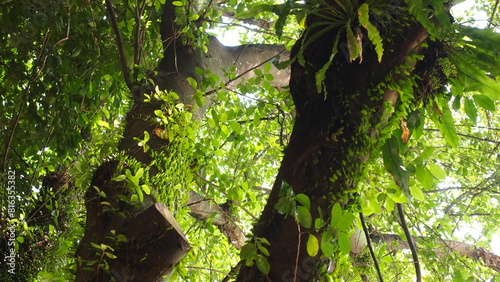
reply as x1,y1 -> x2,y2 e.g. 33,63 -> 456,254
2,0 -> 500,281
406,0 -> 452,38
306,234 -> 319,256
382,135 -> 411,200
296,1 -> 387,94
358,3 -> 384,62
240,237 -> 271,274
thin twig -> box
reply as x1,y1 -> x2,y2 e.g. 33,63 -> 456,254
35,10 -> 71,80
215,21 -> 294,40
425,129 -> 500,144
185,265 -> 229,276
488,0 -> 499,28
2,110 -> 24,172
105,0 -> 134,90
204,49 -> 287,97
196,173 -> 259,221
8,146 -> 30,168
359,212 -> 384,282
293,223 -> 301,282
396,203 -> 421,282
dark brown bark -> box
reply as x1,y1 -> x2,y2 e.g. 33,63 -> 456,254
236,3 -> 431,281
75,0 -> 291,280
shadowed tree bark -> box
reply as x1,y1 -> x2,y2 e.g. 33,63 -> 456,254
235,2 -> 432,281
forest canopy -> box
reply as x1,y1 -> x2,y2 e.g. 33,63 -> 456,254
1,0 -> 500,281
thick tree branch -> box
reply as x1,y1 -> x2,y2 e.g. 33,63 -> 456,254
204,45 -> 289,96
187,191 -> 247,249
369,231 -> 500,273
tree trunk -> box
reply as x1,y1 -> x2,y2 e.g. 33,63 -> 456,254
236,3 -> 431,281
75,1 -> 290,280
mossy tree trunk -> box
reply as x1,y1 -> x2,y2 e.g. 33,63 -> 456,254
235,2 -> 432,281
75,0 -> 289,280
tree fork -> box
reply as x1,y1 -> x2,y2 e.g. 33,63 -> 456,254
236,2 -> 431,281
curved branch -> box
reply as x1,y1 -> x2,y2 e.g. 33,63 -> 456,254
369,231 -> 500,274
133,0 -> 148,82
105,0 -> 134,90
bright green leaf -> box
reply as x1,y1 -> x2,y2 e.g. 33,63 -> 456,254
410,186 -> 425,201
358,3 -> 383,62
428,164 -> 447,180
473,94 -> 495,111
240,243 -> 257,261
321,232 -> 335,257
386,197 -> 395,212
464,98 -> 478,123
315,35 -> 340,93
338,232 -> 351,254
306,234 -> 319,257
135,168 -> 144,179
256,254 -> 271,275
435,97 -> 459,147
111,175 -> 126,181
330,203 -> 342,228
337,213 -> 356,232
105,252 -> 117,259
142,184 -> 151,195
154,110 -> 164,117
187,77 -> 197,89
382,135 -> 410,200
97,120 -> 110,129
296,206 -> 312,228
258,245 -> 270,256
295,194 -> 311,210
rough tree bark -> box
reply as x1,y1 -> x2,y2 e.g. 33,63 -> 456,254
235,2 -> 432,281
